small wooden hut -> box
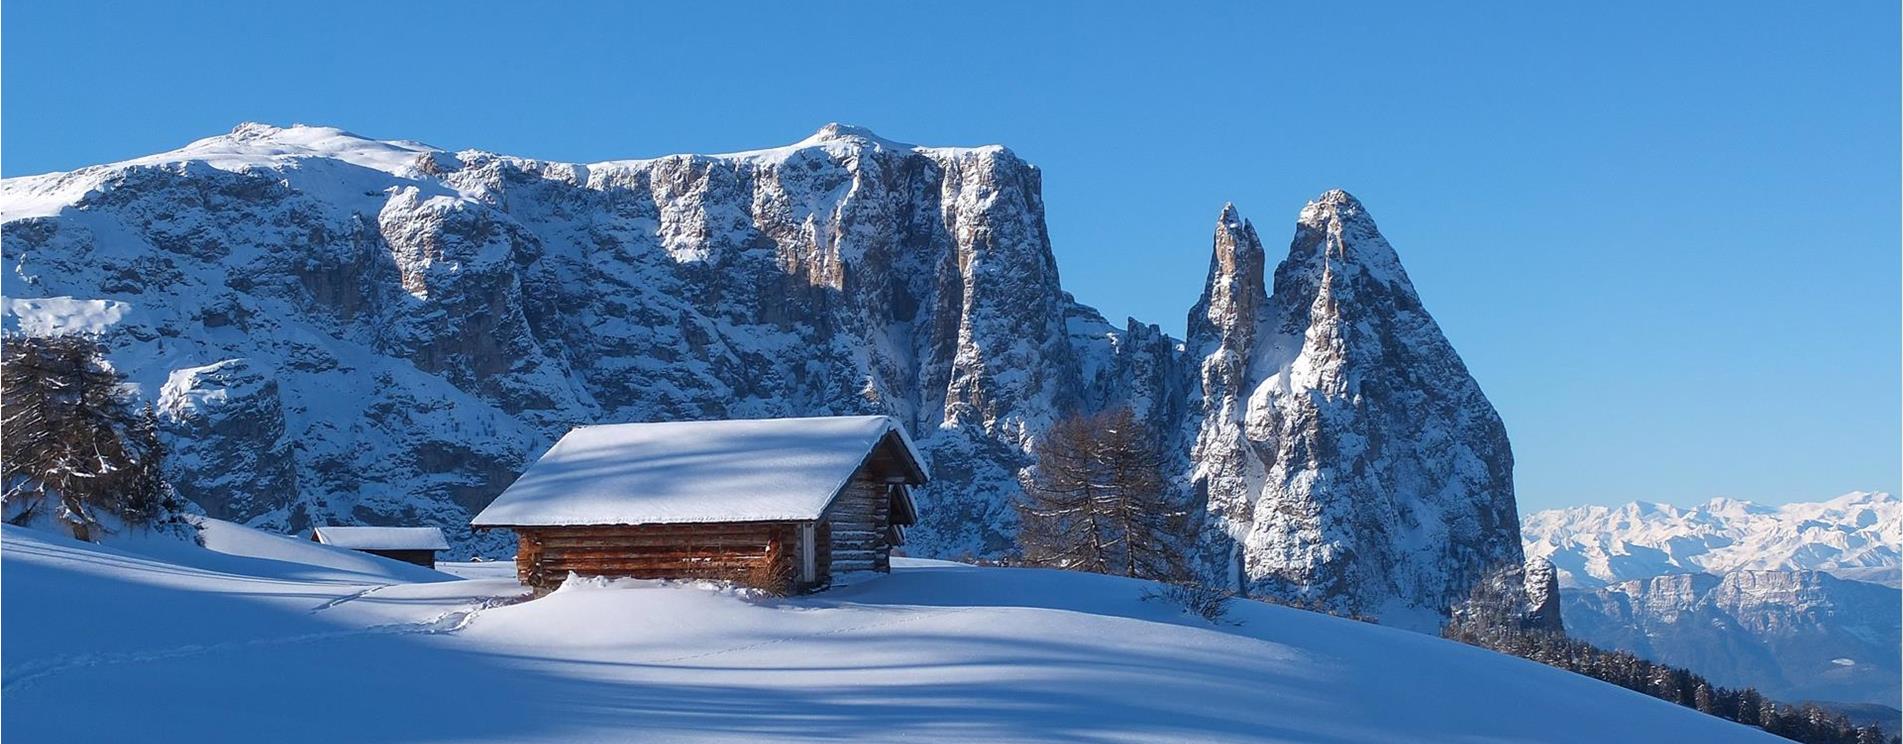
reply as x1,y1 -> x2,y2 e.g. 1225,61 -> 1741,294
471,415 -> 928,593
310,526 -> 450,568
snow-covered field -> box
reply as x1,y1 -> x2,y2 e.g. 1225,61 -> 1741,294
4,521 -> 1780,743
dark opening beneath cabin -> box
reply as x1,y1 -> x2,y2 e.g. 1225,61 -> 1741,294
471,415 -> 928,593
310,526 -> 450,569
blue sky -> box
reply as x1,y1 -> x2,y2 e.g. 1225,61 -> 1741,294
5,2 -> 1897,511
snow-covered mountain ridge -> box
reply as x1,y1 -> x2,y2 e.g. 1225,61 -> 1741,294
1522,491 -> 1900,588
1,122 -> 1519,625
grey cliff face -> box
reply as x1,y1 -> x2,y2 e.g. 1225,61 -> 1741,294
157,358 -> 299,524
0,124 -> 1133,558
2,125 -> 1518,626
1181,191 -> 1523,627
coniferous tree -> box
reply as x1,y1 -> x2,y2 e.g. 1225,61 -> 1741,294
1017,414 -> 1111,573
1762,700 -> 1787,737
1093,408 -> 1186,581
2,334 -> 191,540
4,334 -> 132,538
1738,689 -> 1764,727
118,403 -> 192,536
1017,408 -> 1187,581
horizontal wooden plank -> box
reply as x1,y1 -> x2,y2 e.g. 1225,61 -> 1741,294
535,536 -> 774,550
826,503 -> 880,515
535,560 -> 768,574
538,549 -> 768,563
537,556 -> 767,568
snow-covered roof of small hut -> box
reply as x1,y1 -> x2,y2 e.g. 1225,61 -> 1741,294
310,526 -> 450,551
471,415 -> 929,528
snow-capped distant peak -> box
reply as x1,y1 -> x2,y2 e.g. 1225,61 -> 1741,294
1523,491 -> 1902,588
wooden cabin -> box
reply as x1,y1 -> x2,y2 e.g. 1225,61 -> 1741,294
310,526 -> 450,568
471,415 -> 928,594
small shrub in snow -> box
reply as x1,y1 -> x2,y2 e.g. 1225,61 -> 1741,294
745,554 -> 795,597
1145,581 -> 1234,623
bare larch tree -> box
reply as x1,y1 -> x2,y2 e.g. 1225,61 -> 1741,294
1017,407 -> 1186,581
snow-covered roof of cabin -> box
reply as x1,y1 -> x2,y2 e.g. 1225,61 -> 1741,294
471,415 -> 929,528
310,526 -> 450,551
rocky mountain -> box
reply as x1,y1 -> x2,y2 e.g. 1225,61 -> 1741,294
1523,491 -> 1901,589
1183,192 -> 1523,626
1,123 -> 1518,625
1562,570 -> 1901,708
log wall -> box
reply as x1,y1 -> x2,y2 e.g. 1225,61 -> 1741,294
514,523 -> 797,593
822,470 -> 893,574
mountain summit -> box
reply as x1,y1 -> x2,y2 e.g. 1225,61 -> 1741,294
1,125 -> 1521,626
1185,193 -> 1521,627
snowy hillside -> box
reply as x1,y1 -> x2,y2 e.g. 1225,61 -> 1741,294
1522,491 -> 1900,588
0,122 -> 1524,625
2,522 -> 1779,743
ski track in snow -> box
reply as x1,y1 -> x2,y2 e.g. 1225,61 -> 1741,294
308,583 -> 391,612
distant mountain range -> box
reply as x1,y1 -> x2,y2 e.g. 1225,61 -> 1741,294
1523,491 -> 1899,588
1564,570 -> 1899,707
1524,492 -> 1901,713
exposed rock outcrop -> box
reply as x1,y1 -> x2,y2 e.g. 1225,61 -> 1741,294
1181,192 -> 1523,627
1523,557 -> 1564,632
157,359 -> 299,524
